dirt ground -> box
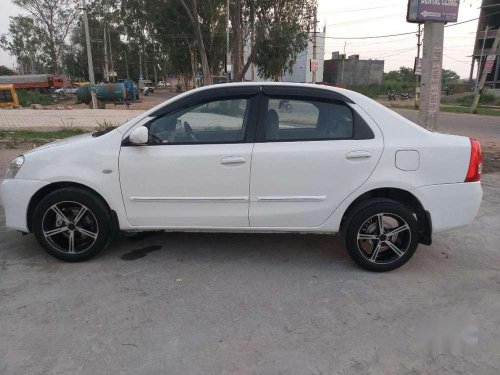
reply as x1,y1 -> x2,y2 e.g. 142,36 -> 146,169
46,87 -> 177,111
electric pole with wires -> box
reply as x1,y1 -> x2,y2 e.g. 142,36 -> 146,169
414,24 -> 422,109
82,0 -> 98,110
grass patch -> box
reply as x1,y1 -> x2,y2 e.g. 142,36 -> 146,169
16,90 -> 55,107
0,128 -> 87,148
440,105 -> 500,116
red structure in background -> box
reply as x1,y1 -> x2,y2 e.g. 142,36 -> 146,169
0,74 -> 66,91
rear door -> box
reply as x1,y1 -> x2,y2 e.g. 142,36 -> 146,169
249,87 -> 383,228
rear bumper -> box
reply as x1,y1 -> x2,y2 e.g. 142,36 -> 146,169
412,181 -> 482,233
1,179 -> 48,232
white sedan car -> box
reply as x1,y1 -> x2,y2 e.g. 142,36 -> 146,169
1,83 -> 483,271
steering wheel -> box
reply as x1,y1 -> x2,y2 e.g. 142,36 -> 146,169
148,132 -> 173,144
183,121 -> 196,141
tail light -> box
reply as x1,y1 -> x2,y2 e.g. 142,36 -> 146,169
465,138 -> 482,182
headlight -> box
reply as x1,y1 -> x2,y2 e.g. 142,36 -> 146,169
5,156 -> 24,179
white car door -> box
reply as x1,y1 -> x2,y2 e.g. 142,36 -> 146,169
119,92 -> 259,228
250,89 -> 383,228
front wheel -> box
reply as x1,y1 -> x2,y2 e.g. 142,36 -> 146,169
343,199 -> 419,272
33,188 -> 112,262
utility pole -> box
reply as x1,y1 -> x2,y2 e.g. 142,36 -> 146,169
124,49 -> 129,79
475,25 -> 490,94
312,6 -> 317,84
82,0 -> 98,110
414,23 -> 422,109
226,0 -> 230,82
107,23 -> 114,82
418,21 -> 444,131
153,43 -> 158,85
139,48 -> 143,80
103,24 -> 109,82
471,27 -> 500,113
341,41 -> 347,84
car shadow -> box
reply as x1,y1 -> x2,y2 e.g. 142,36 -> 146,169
107,231 -> 354,269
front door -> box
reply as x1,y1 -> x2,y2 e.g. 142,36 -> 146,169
250,93 -> 383,228
119,95 -> 257,228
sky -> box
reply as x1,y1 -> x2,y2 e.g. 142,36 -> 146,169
0,0 -> 483,78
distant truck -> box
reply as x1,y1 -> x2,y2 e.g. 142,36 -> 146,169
0,74 -> 65,91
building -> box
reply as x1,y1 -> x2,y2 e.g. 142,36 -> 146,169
323,53 -> 384,86
244,30 -> 326,83
469,0 -> 500,89
282,30 -> 325,83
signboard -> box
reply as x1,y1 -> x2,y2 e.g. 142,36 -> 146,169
484,55 -> 496,75
407,0 -> 460,23
310,59 -> 319,72
414,57 -> 423,75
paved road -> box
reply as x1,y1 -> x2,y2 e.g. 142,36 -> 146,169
395,109 -> 500,146
1,173 -> 499,374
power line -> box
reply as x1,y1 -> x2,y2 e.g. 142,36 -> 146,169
319,31 -> 416,40
321,5 -> 398,14
444,54 -> 471,65
326,13 -> 402,27
319,13 -> 499,40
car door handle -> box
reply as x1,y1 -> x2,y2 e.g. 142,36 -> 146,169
220,156 -> 246,165
346,151 -> 372,160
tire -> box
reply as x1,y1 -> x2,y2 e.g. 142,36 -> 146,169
343,198 -> 419,272
32,187 -> 112,262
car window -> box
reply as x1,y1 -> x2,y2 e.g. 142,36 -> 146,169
148,98 -> 249,144
265,98 -> 354,141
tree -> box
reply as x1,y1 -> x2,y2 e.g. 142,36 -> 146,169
179,0 -> 228,85
442,69 -> 460,85
0,16 -> 43,74
0,65 -> 16,75
254,20 -> 308,81
234,0 -> 316,81
12,0 -> 79,73
384,67 -> 415,84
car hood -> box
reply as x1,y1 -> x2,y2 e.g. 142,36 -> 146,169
25,132 -> 94,154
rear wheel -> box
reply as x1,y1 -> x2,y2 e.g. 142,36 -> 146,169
33,188 -> 112,261
343,199 -> 419,272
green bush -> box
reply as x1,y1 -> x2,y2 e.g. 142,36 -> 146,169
347,81 -> 415,99
455,91 -> 497,107
16,90 -> 54,107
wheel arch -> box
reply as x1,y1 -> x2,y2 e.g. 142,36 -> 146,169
26,181 -> 120,236
340,187 -> 432,245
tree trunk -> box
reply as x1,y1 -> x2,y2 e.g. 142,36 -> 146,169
233,0 -> 242,81
47,27 -> 59,74
236,37 -> 260,82
180,0 -> 212,85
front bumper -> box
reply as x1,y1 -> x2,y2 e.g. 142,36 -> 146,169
1,179 -> 48,232
412,181 -> 483,233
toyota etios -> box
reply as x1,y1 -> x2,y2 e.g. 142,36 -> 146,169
1,83 -> 483,271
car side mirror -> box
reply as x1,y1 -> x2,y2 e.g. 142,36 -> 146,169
129,126 -> 149,145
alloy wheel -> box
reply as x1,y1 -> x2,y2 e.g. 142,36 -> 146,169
41,201 -> 99,254
356,213 -> 411,264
